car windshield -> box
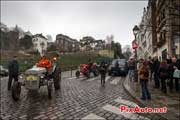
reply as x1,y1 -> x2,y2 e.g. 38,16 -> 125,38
112,59 -> 126,66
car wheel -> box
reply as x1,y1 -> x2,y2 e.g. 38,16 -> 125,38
111,72 -> 115,76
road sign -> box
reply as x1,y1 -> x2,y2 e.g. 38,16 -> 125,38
132,40 -> 138,49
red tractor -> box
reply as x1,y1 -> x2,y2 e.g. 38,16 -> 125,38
76,63 -> 99,78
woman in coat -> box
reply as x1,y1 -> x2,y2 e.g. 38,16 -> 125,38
139,61 -> 151,100
159,60 -> 169,93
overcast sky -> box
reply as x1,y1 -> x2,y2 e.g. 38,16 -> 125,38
1,1 -> 148,47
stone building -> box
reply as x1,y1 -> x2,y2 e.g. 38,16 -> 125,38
55,34 -> 79,53
137,6 -> 153,59
32,34 -> 48,56
136,0 -> 180,60
7,31 -> 19,50
0,24 -> 9,50
79,36 -> 105,51
152,0 -> 180,59
72,39 -> 80,52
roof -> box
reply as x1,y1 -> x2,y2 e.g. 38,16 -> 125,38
25,31 -> 33,36
33,34 -> 48,40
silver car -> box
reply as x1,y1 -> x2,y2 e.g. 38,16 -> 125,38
0,65 -> 9,76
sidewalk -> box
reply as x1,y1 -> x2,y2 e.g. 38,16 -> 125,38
123,76 -> 180,120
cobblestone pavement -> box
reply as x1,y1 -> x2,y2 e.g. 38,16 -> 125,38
1,74 -> 160,120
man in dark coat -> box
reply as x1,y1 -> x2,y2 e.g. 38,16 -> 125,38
152,56 -> 160,88
8,56 -> 19,90
99,61 -> 107,86
148,56 -> 154,81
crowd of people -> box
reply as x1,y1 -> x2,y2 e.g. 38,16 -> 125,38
128,56 -> 180,100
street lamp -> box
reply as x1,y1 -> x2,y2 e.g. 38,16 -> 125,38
133,25 -> 139,36
132,25 -> 140,82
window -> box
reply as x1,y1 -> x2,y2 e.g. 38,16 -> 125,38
162,49 -> 167,60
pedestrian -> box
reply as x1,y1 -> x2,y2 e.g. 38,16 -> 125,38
148,56 -> 154,81
152,56 -> 160,88
159,60 -> 169,94
99,61 -> 107,87
138,58 -> 144,69
169,57 -> 180,92
128,58 -> 135,82
139,60 -> 151,100
92,62 -> 98,76
8,56 -> 19,90
88,58 -> 93,74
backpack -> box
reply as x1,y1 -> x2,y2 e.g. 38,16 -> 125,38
144,69 -> 149,77
159,66 -> 169,78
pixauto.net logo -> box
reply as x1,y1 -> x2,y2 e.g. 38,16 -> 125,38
120,105 -> 167,113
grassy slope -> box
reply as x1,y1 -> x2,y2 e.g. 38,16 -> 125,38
1,51 -> 112,72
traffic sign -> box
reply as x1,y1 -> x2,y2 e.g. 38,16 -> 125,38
132,40 -> 138,49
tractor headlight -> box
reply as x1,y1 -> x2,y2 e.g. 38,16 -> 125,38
40,75 -> 44,79
19,75 -> 23,79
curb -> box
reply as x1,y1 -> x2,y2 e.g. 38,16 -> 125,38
123,77 -> 173,120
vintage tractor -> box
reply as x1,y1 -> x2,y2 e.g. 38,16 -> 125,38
12,52 -> 61,101
75,63 -> 99,78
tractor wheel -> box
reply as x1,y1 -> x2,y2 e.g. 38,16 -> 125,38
12,81 -> 21,101
53,68 -> 60,90
76,71 -> 80,78
86,71 -> 90,78
108,72 -> 111,76
47,81 -> 52,99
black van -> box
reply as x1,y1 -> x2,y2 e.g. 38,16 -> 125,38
108,59 -> 128,76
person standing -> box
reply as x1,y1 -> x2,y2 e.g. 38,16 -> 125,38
159,60 -> 169,93
152,56 -> 160,88
169,57 -> 180,92
148,56 -> 154,81
8,56 -> 19,90
128,58 -> 135,82
139,61 -> 151,100
99,61 -> 107,87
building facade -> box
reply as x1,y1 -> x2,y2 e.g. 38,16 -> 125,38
137,6 -> 153,59
152,0 -> 180,59
55,34 -> 79,53
32,34 -> 48,56
80,36 -> 105,51
136,0 -> 180,60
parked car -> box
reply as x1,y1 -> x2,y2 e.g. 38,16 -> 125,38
0,65 -> 9,76
108,59 -> 128,76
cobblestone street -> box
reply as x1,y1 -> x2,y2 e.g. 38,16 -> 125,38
1,73 -> 161,120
